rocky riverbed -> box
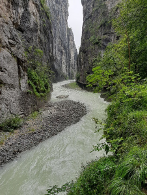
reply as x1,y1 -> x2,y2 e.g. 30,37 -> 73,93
0,100 -> 87,166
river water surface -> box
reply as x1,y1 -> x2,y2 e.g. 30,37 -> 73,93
0,80 -> 109,195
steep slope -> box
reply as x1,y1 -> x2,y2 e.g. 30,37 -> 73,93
47,0 -> 77,81
77,0 -> 119,85
0,0 -> 54,122
0,0 -> 78,122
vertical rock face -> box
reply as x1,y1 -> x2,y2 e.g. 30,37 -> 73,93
0,0 -> 53,122
67,28 -> 77,79
47,0 -> 77,81
77,0 -> 119,84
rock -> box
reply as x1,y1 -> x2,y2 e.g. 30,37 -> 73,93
47,0 -> 77,81
0,100 -> 87,166
56,95 -> 69,99
77,0 -> 120,84
0,0 -> 53,122
0,0 -> 77,122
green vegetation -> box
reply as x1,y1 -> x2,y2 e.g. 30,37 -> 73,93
40,0 -> 50,19
87,0 -> 147,96
90,35 -> 102,46
0,116 -> 22,132
45,0 -> 147,194
68,156 -> 116,195
28,111 -> 40,119
25,47 -> 52,98
64,82 -> 81,90
103,84 -> 147,155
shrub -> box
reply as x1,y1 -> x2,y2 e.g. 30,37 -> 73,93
27,68 -> 50,97
67,156 -> 116,195
25,47 -> 52,98
40,0 -> 50,19
104,84 -> 147,154
0,116 -> 22,132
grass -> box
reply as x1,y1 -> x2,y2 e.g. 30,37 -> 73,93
64,82 -> 81,90
0,116 -> 22,132
28,111 -> 40,119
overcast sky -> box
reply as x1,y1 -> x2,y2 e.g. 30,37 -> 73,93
68,0 -> 83,50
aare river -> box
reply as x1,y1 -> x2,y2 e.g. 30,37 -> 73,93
0,80 -> 109,195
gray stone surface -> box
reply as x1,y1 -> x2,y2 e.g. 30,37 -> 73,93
0,0 -> 53,122
47,0 -> 77,81
77,0 -> 120,84
0,100 -> 87,166
0,0 -> 77,122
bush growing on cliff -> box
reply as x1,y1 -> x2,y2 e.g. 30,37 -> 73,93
40,0 -> 50,19
25,47 -> 52,98
87,0 -> 147,96
85,0 -> 147,192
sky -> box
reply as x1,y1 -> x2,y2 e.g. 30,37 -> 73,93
68,0 -> 83,51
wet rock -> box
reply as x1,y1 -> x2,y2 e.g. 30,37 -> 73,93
56,95 -> 69,99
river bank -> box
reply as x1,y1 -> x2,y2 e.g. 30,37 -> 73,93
0,80 -> 108,195
0,100 -> 87,166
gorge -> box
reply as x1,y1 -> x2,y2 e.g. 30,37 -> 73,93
1,0 -> 147,194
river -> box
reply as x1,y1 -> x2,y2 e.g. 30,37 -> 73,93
0,80 -> 109,195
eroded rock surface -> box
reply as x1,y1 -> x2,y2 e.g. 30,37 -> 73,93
0,0 -> 53,122
47,0 -> 77,80
0,0 -> 77,122
77,0 -> 120,84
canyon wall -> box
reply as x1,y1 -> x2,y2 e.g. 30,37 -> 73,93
0,0 -> 77,122
0,0 -> 54,122
47,0 -> 77,81
77,0 -> 119,84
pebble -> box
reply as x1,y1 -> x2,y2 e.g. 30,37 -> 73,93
0,100 -> 87,166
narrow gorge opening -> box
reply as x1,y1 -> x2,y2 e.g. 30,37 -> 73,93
68,0 -> 83,51
1,0 -> 146,194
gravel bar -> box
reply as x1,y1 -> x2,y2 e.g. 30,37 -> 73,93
0,100 -> 87,166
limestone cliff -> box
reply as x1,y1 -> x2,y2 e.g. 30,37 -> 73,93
47,0 -> 77,81
0,0 -> 77,122
67,28 -> 77,79
77,0 -> 119,85
0,0 -> 53,122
